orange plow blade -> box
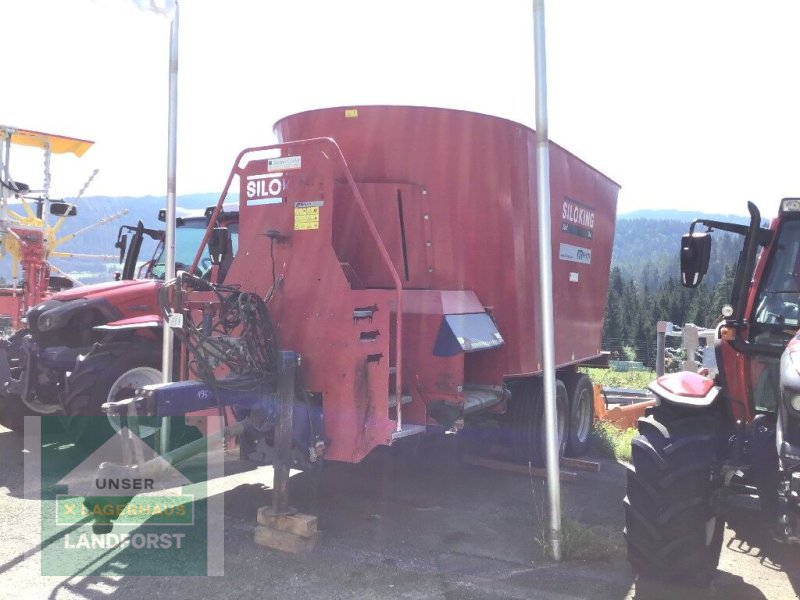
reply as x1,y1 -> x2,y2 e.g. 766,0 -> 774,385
593,384 -> 655,431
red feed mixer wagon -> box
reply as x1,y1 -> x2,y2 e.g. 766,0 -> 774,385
105,105 -> 619,472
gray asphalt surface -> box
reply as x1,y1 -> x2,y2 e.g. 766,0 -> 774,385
0,424 -> 797,599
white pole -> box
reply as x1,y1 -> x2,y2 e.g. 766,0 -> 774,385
0,134 -> 10,257
160,0 -> 179,454
532,0 -> 562,561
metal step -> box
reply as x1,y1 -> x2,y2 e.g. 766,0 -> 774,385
463,384 -> 505,415
388,394 -> 412,408
391,424 -> 426,440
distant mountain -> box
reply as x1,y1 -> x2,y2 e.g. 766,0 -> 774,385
0,200 -> 760,288
72,193 -> 223,226
604,208 -> 763,358
618,209 -> 752,224
611,209 -> 751,291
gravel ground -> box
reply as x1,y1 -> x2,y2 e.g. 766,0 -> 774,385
0,424 -> 797,599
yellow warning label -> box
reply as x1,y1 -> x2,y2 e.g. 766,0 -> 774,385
294,206 -> 320,230
345,109 -> 359,118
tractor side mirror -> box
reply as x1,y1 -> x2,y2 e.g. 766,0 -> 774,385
115,233 -> 128,263
680,232 -> 711,288
48,275 -> 74,291
208,227 -> 229,265
49,202 -> 77,217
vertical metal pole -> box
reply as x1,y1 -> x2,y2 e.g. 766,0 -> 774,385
0,134 -> 10,257
656,321 -> 667,376
160,1 -> 179,455
1,134 -> 19,294
38,140 -> 53,308
533,0 -> 562,562
41,140 -> 52,224
273,351 -> 297,515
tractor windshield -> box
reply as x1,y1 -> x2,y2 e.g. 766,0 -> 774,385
150,219 -> 239,279
753,219 -> 800,328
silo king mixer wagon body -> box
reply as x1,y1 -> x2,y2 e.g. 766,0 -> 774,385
112,106 -> 618,472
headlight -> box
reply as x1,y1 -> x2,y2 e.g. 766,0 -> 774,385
790,394 -> 800,413
37,313 -> 55,331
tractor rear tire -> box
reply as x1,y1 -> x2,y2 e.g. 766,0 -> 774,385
624,404 -> 724,587
0,394 -> 25,432
61,343 -> 162,443
0,330 -> 60,432
509,377 -> 567,467
563,372 -> 594,457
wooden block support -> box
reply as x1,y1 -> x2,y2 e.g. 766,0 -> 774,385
254,525 -> 321,554
256,507 -> 318,537
254,507 -> 320,554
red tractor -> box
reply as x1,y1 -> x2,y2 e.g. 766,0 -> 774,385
625,198 -> 800,585
0,206 -> 238,434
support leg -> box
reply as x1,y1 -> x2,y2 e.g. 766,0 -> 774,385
254,351 -> 320,553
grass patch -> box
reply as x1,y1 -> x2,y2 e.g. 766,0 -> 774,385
537,518 -> 623,561
590,419 -> 637,463
581,367 -> 655,390
580,367 -> 646,463
529,473 -> 624,562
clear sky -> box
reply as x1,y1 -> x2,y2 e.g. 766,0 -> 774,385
4,0 -> 799,218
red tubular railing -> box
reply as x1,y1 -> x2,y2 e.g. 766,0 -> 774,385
190,138 -> 405,433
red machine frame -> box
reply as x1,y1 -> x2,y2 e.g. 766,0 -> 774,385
186,106 -> 619,463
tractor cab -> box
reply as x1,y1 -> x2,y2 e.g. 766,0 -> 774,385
115,204 -> 239,282
678,201 -> 792,422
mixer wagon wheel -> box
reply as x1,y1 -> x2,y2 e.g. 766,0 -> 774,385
509,377 -> 567,467
61,342 -> 162,443
624,405 -> 724,586
562,373 -> 594,457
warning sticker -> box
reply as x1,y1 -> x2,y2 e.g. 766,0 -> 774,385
268,156 -> 301,173
294,200 -> 324,231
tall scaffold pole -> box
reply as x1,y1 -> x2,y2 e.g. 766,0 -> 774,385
532,0 -> 562,561
161,0 -> 179,454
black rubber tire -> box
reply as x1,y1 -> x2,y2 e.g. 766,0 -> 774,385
1,390 -> 71,435
61,343 -> 162,443
509,379 -> 539,465
0,330 -> 59,432
509,378 -> 567,467
0,393 -> 25,432
624,404 -> 725,587
563,373 -> 595,457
